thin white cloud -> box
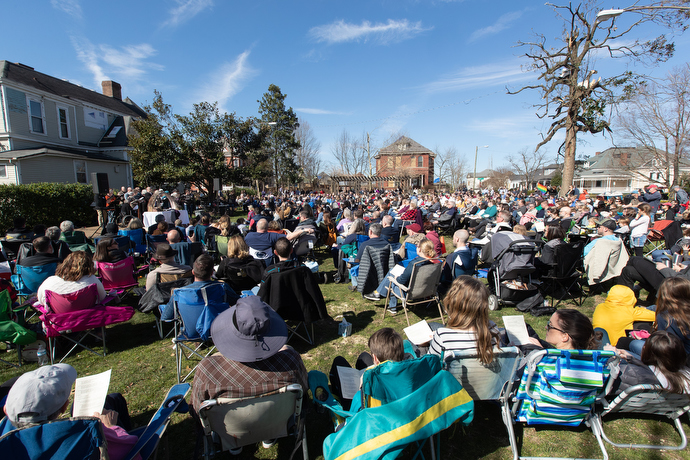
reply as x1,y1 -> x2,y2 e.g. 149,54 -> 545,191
309,19 -> 430,45
161,0 -> 213,28
295,108 -> 350,115
51,0 -> 82,20
469,11 -> 523,42
420,61 -> 533,94
193,51 -> 257,111
71,38 -> 108,87
72,37 -> 163,90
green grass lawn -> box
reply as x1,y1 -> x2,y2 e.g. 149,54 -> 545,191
2,241 -> 690,459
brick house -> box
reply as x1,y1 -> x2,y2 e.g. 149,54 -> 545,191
375,136 -> 435,189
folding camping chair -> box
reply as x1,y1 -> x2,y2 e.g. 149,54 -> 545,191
95,256 -> 138,301
539,240 -> 587,308
0,417 -> 108,459
168,283 -> 230,383
123,383 -> 191,460
443,346 -> 521,401
11,263 -> 57,302
35,284 -> 134,363
644,220 -> 675,257
310,354 -> 474,460
118,228 -> 146,254
0,290 -> 36,367
588,383 -> 690,454
198,384 -> 308,460
383,258 -> 445,326
500,349 -> 619,460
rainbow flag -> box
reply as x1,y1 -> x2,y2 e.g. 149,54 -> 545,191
536,183 -> 547,193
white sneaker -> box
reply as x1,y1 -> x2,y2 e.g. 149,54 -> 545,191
262,439 -> 277,449
228,446 -> 243,455
386,307 -> 398,316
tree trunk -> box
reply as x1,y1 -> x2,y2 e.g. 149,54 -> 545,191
559,121 -> 578,197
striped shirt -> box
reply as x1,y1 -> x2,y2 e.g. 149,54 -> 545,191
428,324 -> 498,356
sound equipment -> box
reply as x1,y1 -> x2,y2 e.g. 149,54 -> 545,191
91,172 -> 109,195
213,178 -> 221,191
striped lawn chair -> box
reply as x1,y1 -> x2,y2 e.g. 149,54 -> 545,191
501,349 -> 619,460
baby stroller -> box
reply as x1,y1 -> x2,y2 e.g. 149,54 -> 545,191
486,232 -> 541,311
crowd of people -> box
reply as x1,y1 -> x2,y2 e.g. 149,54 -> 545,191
2,182 -> 690,457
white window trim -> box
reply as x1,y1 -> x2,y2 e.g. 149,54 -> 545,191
56,105 -> 71,140
73,160 -> 88,184
27,96 -> 47,136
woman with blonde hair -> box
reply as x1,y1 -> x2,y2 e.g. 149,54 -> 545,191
428,275 -> 498,364
37,251 -> 106,306
215,235 -> 265,291
375,239 -> 440,315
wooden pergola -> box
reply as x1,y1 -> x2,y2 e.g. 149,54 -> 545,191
328,174 -> 422,193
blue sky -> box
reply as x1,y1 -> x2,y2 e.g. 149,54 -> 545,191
5,0 -> 689,174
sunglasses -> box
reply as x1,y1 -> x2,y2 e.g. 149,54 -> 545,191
546,321 -> 567,334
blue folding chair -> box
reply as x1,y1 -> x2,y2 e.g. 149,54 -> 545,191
118,228 -> 146,254
167,284 -> 230,383
11,263 -> 58,301
0,417 -> 108,459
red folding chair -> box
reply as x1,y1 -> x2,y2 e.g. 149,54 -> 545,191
96,256 -> 138,300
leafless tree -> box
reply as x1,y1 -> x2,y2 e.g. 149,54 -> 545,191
508,147 -> 550,189
483,167 -> 513,190
616,64 -> 690,188
294,120 -> 322,188
435,146 -> 467,190
331,129 -> 369,175
509,1 -> 689,196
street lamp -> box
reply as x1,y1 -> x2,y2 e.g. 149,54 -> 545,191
596,5 -> 690,24
473,145 -> 489,190
595,9 -> 624,23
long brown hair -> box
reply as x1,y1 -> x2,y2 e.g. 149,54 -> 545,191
655,278 -> 690,336
56,251 -> 95,281
641,331 -> 690,394
443,276 -> 497,364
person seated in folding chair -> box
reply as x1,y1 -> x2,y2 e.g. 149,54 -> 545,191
0,364 -> 139,460
394,223 -> 426,261
328,327 -> 406,411
17,236 -> 58,267
190,296 -> 308,456
160,254 -> 239,322
374,239 -> 440,315
439,229 -> 478,295
145,243 -> 192,291
4,216 -> 34,241
215,235 -> 265,294
245,218 -> 312,266
93,237 -> 128,264
37,251 -> 106,306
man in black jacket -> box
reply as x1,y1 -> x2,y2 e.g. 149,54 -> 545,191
18,236 -> 58,267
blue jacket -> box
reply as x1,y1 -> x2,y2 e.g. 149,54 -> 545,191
160,280 -> 239,321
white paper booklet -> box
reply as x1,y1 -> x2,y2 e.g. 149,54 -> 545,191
73,369 -> 112,417
404,320 -> 434,345
337,366 -> 366,400
390,264 -> 405,278
503,316 -> 532,346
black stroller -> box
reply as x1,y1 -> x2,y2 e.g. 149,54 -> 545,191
486,232 -> 541,311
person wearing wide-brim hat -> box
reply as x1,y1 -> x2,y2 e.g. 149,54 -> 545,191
145,242 -> 192,291
190,295 -> 308,418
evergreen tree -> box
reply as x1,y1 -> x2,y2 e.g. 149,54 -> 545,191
258,84 -> 301,189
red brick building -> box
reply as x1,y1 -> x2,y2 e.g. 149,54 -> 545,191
375,136 -> 435,189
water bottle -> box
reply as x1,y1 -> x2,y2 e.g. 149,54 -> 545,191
37,343 -> 49,366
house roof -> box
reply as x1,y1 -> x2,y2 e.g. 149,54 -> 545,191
376,136 -> 436,158
0,146 -> 125,163
467,169 -> 493,178
0,61 -> 147,118
582,146 -> 690,170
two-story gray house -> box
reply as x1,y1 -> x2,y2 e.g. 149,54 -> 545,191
0,61 -> 146,189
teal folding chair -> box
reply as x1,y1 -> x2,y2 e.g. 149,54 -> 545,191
310,354 -> 474,460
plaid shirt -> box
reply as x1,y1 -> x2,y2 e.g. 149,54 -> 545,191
190,346 -> 308,411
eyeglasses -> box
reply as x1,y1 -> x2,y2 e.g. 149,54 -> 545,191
546,321 -> 567,334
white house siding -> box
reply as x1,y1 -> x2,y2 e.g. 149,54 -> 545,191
19,156 -> 76,184
88,162 -> 129,191
0,163 -> 18,185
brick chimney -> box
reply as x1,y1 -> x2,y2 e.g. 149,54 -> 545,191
594,151 -> 601,156
101,81 -> 122,101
